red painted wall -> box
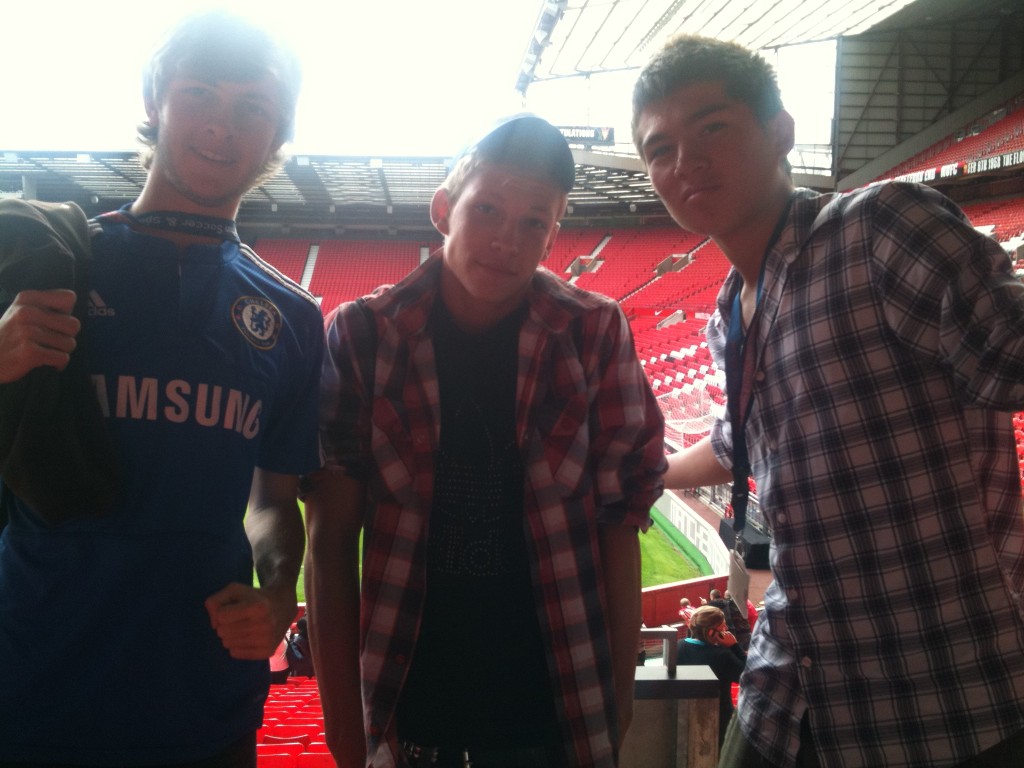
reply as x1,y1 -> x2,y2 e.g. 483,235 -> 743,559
641,574 -> 729,628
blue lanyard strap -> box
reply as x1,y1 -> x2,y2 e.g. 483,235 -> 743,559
723,195 -> 793,535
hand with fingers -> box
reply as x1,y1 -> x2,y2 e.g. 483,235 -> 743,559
0,289 -> 80,383
205,582 -> 297,660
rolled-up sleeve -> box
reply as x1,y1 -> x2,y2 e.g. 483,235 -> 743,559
319,301 -> 375,479
588,302 -> 667,531
705,309 -> 735,472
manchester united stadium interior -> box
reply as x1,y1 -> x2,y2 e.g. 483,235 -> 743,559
2,1 -> 1024,765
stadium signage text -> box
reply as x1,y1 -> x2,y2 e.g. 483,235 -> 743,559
892,149 -> 1024,183
558,126 -> 615,145
967,150 -> 1024,175
893,169 -> 938,183
892,163 -> 964,183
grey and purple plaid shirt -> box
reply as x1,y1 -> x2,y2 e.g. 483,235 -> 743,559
709,183 -> 1024,768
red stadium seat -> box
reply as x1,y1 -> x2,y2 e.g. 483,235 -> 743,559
256,744 -> 302,764
260,741 -> 307,756
262,728 -> 313,748
295,753 -> 338,768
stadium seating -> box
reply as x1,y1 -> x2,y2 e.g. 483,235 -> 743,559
544,227 -> 607,276
309,240 -> 426,313
574,227 -> 705,300
295,754 -> 338,768
960,197 -> 1024,242
255,222 -> 1024,487
258,678 -> 327,768
253,239 -> 313,285
623,240 -> 730,317
884,97 -> 1024,181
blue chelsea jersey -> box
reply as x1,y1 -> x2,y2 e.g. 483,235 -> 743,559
82,219 -> 324,534
0,218 -> 324,765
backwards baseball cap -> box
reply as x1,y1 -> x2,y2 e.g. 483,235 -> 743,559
452,113 -> 576,193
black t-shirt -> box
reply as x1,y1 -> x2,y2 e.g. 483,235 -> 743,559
395,300 -> 561,749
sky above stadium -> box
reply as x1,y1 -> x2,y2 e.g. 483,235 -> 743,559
4,0 -> 834,158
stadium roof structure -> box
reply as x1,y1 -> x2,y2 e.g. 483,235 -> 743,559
516,0 -> 916,93
0,150 -> 668,240
2,0 -> 1022,240
516,0 -> 1017,92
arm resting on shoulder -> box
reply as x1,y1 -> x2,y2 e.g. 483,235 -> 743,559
598,523 -> 642,746
304,469 -> 367,767
206,469 -> 305,660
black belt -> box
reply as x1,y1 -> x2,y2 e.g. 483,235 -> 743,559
401,740 -> 563,768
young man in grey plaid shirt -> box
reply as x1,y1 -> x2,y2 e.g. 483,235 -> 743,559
636,34 -> 1024,768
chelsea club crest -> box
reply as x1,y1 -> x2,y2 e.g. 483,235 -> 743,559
232,296 -> 283,350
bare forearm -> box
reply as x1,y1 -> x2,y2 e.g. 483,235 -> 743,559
245,470 -> 306,633
206,472 -> 305,660
247,503 -> 305,594
664,435 -> 732,490
304,470 -> 368,766
305,550 -> 365,764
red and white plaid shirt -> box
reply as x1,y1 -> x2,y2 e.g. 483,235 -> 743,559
319,253 -> 666,767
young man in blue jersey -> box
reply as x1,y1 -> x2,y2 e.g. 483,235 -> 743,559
635,35 -> 1024,768
0,11 -> 323,766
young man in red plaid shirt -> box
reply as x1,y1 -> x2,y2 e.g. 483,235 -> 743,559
304,115 -> 666,768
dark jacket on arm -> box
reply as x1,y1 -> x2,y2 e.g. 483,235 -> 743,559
0,199 -> 119,529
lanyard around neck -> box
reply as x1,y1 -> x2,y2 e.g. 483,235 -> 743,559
102,208 -> 240,243
724,195 -> 793,536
